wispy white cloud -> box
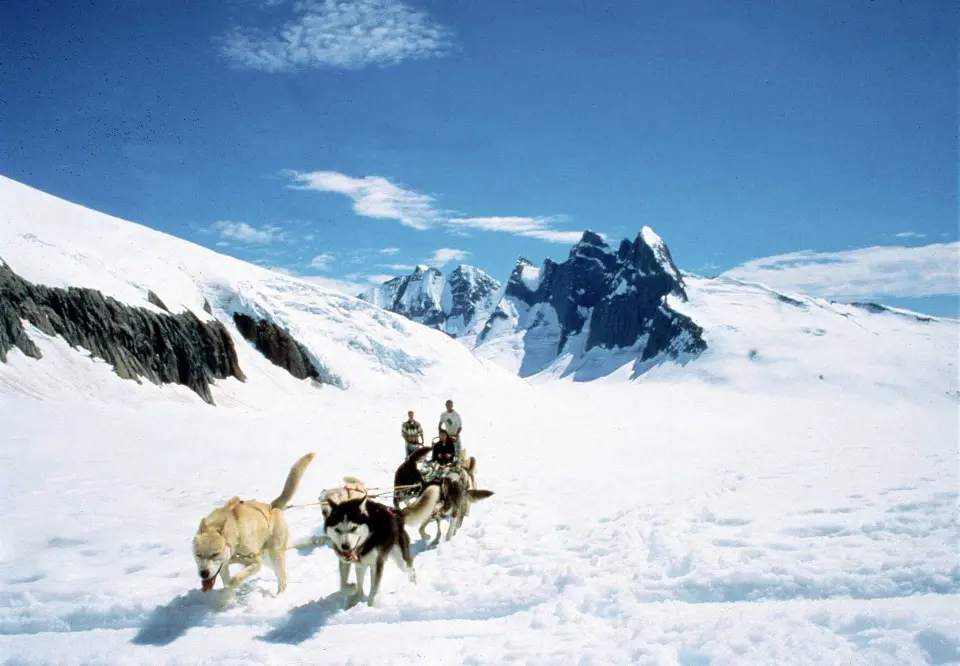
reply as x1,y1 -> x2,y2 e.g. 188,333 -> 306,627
893,231 -> 927,239
211,220 -> 283,244
380,263 -> 415,271
427,248 -> 468,266
287,171 -> 439,230
220,0 -> 451,72
446,216 -> 585,244
310,251 -> 335,271
722,242 -> 960,299
379,247 -> 400,255
285,171 -> 585,243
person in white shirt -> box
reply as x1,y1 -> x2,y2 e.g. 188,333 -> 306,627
438,399 -> 462,462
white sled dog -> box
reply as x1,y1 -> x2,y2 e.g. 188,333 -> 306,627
323,484 -> 441,608
192,452 -> 315,601
320,476 -> 369,505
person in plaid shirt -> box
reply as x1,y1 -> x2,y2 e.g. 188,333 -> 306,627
401,410 -> 424,457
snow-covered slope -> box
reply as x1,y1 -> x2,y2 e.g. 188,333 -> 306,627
359,264 -> 501,343
0,176 -> 517,405
473,236 -> 956,402
499,273 -> 959,404
652,274 -> 959,402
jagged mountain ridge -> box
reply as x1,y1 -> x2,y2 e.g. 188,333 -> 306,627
472,227 -> 706,378
358,264 -> 501,341
361,227 -> 706,380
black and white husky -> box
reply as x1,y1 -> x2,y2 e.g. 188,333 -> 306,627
322,485 -> 440,608
392,444 -> 494,545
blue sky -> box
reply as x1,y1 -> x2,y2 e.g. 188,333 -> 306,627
2,0 -> 957,315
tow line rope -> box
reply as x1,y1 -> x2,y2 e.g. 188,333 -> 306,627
285,537 -> 327,551
284,482 -> 423,511
282,482 -> 423,552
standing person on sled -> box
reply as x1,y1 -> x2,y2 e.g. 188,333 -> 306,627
401,410 -> 424,458
438,399 -> 462,464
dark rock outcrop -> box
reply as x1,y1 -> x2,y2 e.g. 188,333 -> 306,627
147,290 -> 169,312
850,302 -> 887,314
0,262 -> 245,404
0,297 -> 41,361
501,257 -> 539,307
232,313 -> 325,382
776,294 -> 806,308
849,301 -> 934,323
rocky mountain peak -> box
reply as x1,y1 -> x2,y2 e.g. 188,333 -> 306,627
476,225 -> 705,376
358,263 -> 501,341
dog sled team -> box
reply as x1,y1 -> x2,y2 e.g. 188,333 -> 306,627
192,398 -> 493,609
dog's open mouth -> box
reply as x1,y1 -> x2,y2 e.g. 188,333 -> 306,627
200,563 -> 223,592
336,546 -> 360,562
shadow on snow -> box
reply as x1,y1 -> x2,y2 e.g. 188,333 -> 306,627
257,592 -> 345,645
130,590 -> 216,646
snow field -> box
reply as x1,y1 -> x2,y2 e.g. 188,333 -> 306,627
1,174 -> 957,664
0,365 -> 956,664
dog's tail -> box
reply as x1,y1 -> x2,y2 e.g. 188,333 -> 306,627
270,452 -> 316,509
468,489 -> 494,502
400,484 -> 440,525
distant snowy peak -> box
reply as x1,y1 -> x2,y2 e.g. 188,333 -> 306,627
477,227 -> 705,377
503,257 -> 541,305
358,264 -> 502,340
359,265 -> 445,327
445,265 -> 502,335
